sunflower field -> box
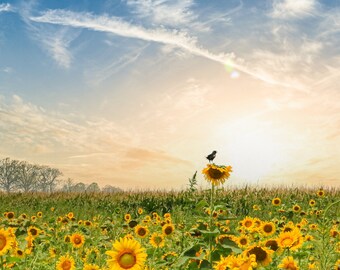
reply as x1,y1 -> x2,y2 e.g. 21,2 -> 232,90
0,164 -> 339,270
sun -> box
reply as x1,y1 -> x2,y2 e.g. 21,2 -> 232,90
219,119 -> 289,183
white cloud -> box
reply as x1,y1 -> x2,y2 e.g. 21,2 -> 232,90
271,0 -> 316,18
29,9 -> 304,90
0,3 -> 12,13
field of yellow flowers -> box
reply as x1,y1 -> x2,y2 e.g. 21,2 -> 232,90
0,164 -> 339,270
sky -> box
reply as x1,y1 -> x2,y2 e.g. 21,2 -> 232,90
0,0 -> 339,190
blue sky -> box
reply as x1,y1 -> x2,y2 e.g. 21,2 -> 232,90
0,0 -> 339,189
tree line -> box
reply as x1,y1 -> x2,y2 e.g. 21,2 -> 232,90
0,157 -> 121,193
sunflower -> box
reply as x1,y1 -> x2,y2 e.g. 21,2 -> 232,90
37,211 -> 43,218
149,233 -> 165,248
49,247 -> 57,258
0,228 -> 15,256
106,237 -> 147,270
309,224 -> 318,230
134,225 -> 149,238
27,226 -> 40,238
13,248 -> 25,258
84,220 -> 93,226
245,245 -> 273,267
272,198 -> 281,206
261,222 -> 276,236
67,212 -> 74,219
241,216 -> 254,230
137,208 -> 143,215
334,259 -> 340,270
202,164 -> 232,186
235,235 -> 250,249
292,205 -> 301,212
162,224 -> 175,236
56,254 -> 76,270
70,233 -> 85,248
83,264 -> 100,270
277,229 -> 303,251
317,189 -> 325,197
278,256 -> 299,270
162,251 -> 178,261
124,214 -> 131,222
309,199 -> 316,207
6,212 -> 15,219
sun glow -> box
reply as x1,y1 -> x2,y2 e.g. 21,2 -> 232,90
218,119 -> 289,183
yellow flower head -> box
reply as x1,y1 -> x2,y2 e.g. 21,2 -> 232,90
134,225 -> 149,238
0,228 -> 15,256
272,198 -> 281,206
162,224 -> 175,236
83,264 -> 100,270
149,233 -> 165,248
278,256 -> 299,270
70,233 -> 85,248
56,254 -> 76,270
202,164 -> 232,186
106,237 -> 147,270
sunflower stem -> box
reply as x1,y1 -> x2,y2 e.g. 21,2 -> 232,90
209,182 -> 215,266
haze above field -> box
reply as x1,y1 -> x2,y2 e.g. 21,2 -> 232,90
0,0 -> 339,189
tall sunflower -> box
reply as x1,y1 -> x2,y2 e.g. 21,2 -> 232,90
134,225 -> 149,238
106,237 -> 147,270
202,164 -> 232,186
56,254 -> 76,270
0,228 -> 15,256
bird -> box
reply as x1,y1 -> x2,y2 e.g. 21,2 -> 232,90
206,151 -> 217,163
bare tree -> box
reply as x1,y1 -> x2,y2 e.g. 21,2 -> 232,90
16,161 -> 39,192
0,158 -> 19,192
61,178 -> 74,192
38,166 -> 62,192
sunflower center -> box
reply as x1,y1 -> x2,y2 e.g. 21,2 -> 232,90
119,252 -> 136,269
263,224 -> 273,233
0,235 -> 6,250
164,227 -> 173,235
208,168 -> 224,179
61,260 -> 72,270
244,221 -> 252,227
240,238 -> 247,245
248,247 -> 267,262
30,229 -> 38,236
285,262 -> 298,270
138,228 -> 146,236
74,237 -> 81,244
265,240 -> 278,251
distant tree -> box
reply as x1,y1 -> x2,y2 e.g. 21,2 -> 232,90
61,178 -> 74,192
0,157 -> 19,192
71,182 -> 86,192
16,161 -> 39,192
102,184 -> 122,193
86,182 -> 100,193
38,166 -> 62,192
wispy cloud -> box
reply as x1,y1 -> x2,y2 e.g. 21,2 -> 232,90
86,44 -> 148,86
271,0 -> 317,19
29,9 -> 304,90
0,3 -> 12,13
0,94 -> 191,187
19,3 -> 80,68
126,0 -> 195,26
